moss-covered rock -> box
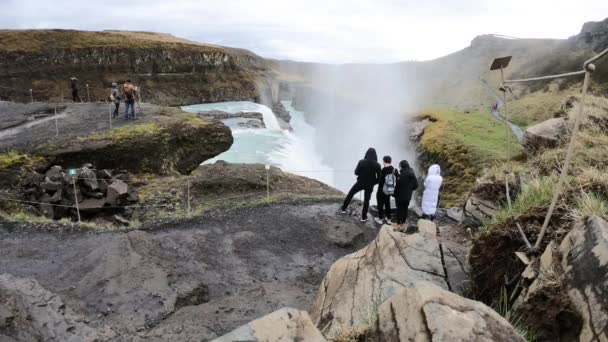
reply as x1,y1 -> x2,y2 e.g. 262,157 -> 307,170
36,115 -> 232,175
0,151 -> 47,187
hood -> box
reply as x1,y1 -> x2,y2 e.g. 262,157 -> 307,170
399,160 -> 410,170
428,164 -> 441,176
364,148 -> 377,162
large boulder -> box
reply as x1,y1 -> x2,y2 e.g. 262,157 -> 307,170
522,117 -> 567,155
106,179 -> 129,206
514,216 -> 608,341
309,221 -> 459,336
0,273 -> 115,342
212,308 -> 325,342
371,283 -> 526,341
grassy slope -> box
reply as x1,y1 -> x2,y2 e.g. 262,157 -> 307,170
0,29 -> 223,52
418,109 -> 523,206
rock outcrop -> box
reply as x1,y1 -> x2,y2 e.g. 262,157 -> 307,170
38,118 -> 233,175
372,283 -> 526,342
0,30 -> 271,106
514,216 -> 608,341
522,117 -> 567,155
0,273 -> 116,342
212,308 -> 326,342
309,221 -> 463,336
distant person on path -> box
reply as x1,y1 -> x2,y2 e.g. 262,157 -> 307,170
421,164 -> 443,221
394,160 -> 418,226
123,79 -> 138,119
70,76 -> 82,103
374,155 -> 399,225
341,147 -> 381,222
491,102 -> 498,112
110,82 -> 121,118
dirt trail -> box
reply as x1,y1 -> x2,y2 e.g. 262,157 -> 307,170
0,201 -> 376,341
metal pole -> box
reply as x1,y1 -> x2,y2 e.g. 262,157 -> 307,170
109,103 -> 113,129
30,89 -> 33,103
73,180 -> 81,224
136,87 -> 142,118
54,105 -> 59,137
500,66 -> 513,209
86,84 -> 90,103
187,178 -> 191,217
61,88 -> 64,104
266,166 -> 270,203
534,69 -> 592,250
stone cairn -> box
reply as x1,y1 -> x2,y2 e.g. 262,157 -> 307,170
20,163 -> 138,223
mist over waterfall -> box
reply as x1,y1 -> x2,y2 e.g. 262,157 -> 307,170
281,62 -> 418,193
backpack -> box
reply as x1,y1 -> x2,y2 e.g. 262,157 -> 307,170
382,171 -> 397,195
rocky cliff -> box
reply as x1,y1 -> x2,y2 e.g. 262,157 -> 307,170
0,30 -> 275,106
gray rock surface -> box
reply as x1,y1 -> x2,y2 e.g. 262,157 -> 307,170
514,216 -> 608,341
212,308 -> 325,342
0,273 -> 116,342
309,221 -> 459,336
372,283 -> 526,342
522,117 -> 567,155
464,194 -> 499,223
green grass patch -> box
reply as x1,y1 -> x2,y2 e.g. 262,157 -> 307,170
419,109 -> 522,206
0,151 -> 47,169
86,123 -> 164,142
487,176 -> 555,230
572,192 -> 608,221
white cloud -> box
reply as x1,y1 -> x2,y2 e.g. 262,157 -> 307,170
0,0 -> 606,63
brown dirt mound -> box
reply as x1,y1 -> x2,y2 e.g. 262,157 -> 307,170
468,206 -> 572,304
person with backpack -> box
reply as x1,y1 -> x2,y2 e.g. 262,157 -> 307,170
421,164 -> 443,221
123,79 -> 138,119
394,160 -> 418,226
109,82 -> 121,118
341,147 -> 381,222
374,155 -> 399,225
70,76 -> 82,103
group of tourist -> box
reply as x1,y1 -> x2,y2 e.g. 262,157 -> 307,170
69,76 -> 139,119
341,147 -> 443,227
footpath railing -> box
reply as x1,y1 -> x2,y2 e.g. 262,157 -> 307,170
0,84 -> 145,136
0,166 -> 365,226
491,47 -> 608,302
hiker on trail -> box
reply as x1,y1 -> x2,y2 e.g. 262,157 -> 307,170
374,155 -> 399,225
123,79 -> 138,119
341,147 -> 381,222
394,160 -> 418,226
70,77 -> 82,103
491,102 -> 498,112
421,164 -> 443,221
110,82 -> 121,118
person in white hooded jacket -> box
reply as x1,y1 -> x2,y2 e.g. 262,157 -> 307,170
421,164 -> 443,220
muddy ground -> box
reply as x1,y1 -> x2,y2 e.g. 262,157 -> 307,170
0,201 -> 377,341
0,101 -> 168,151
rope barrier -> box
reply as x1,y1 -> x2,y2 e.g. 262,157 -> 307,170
495,46 -> 607,254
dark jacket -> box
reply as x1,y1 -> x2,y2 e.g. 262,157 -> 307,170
394,166 -> 418,203
354,148 -> 381,188
70,79 -> 79,91
378,165 -> 399,190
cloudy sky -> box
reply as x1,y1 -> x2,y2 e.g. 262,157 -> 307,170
1,0 -> 606,63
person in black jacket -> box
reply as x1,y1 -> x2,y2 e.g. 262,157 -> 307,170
374,155 -> 399,225
341,147 -> 382,221
394,160 -> 418,226
70,77 -> 82,103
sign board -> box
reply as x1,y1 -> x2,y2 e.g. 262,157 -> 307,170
68,169 -> 78,176
490,56 -> 512,71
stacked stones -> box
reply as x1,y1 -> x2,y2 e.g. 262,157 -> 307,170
21,163 -> 138,220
